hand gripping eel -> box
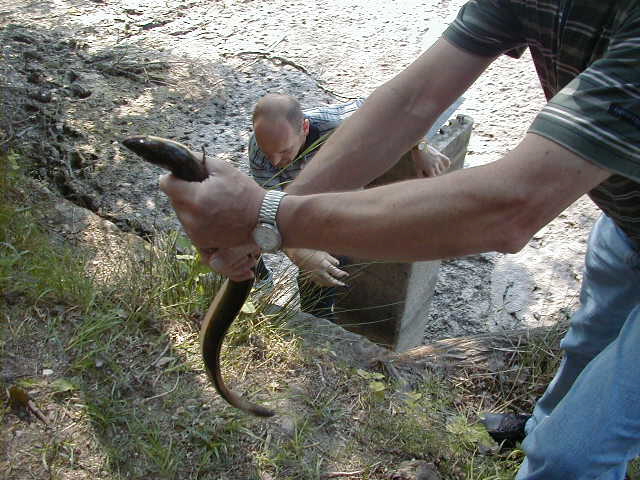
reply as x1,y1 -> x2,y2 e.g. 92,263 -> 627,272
122,135 -> 275,417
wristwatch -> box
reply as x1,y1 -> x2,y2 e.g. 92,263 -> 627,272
252,190 -> 288,253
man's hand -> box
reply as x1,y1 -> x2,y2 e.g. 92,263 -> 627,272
200,245 -> 260,281
285,248 -> 348,287
411,143 -> 451,178
159,154 -> 265,254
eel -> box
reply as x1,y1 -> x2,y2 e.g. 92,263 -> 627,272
122,135 -> 275,417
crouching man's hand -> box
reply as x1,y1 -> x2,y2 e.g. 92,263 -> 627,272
285,248 -> 348,287
411,142 -> 451,178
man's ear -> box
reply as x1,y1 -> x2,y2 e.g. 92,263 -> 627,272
302,118 -> 310,136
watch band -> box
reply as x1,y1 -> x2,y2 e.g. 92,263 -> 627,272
258,190 -> 288,227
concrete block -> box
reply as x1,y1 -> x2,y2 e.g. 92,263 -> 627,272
333,114 -> 473,351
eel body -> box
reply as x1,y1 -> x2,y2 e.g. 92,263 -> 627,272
122,135 -> 275,417
200,278 -> 274,417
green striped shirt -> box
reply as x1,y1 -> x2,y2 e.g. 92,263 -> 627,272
444,0 -> 640,245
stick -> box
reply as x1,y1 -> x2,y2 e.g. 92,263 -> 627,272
324,471 -> 363,479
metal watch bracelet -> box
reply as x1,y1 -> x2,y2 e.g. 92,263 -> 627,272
258,190 -> 287,227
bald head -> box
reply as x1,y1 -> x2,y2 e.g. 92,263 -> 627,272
252,94 -> 309,169
252,93 -> 304,127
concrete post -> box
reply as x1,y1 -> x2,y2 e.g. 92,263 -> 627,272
333,114 -> 473,351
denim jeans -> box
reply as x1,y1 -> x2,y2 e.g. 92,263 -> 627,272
516,215 -> 640,479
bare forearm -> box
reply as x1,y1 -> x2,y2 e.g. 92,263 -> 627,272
287,39 -> 493,195
279,134 -> 611,261
281,164 -> 518,260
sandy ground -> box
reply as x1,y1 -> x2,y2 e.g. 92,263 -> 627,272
0,0 -> 600,342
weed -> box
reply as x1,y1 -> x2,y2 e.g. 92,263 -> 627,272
0,161 -> 96,309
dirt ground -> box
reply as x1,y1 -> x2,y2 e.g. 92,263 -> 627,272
0,0 -> 600,341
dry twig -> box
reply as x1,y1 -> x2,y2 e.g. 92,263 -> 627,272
324,471 -> 364,479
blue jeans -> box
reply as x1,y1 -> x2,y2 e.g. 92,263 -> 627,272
516,215 -> 640,479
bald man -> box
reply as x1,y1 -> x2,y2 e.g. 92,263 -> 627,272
248,93 -> 450,318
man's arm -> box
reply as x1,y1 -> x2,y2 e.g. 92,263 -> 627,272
159,132 -> 610,280
159,38 -> 491,253
286,39 -> 493,195
158,38 -> 611,279
278,133 -> 611,261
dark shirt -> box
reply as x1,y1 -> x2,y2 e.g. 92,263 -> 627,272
444,0 -> 640,244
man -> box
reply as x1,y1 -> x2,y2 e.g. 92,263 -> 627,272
161,1 -> 640,477
248,93 -> 451,318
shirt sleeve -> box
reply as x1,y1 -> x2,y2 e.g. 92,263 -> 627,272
442,0 -> 527,58
528,13 -> 640,182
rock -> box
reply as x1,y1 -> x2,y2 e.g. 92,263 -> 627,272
391,460 -> 441,480
277,416 -> 296,438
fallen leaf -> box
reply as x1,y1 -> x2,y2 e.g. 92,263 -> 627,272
51,378 -> 78,394
155,356 -> 174,367
8,386 -> 30,409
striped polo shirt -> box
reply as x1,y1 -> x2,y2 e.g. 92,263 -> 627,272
248,98 -> 365,191
444,0 -> 640,245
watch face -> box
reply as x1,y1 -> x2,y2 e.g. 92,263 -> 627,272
252,223 -> 281,252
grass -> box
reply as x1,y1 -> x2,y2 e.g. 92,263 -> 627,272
1,151 -> 638,479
